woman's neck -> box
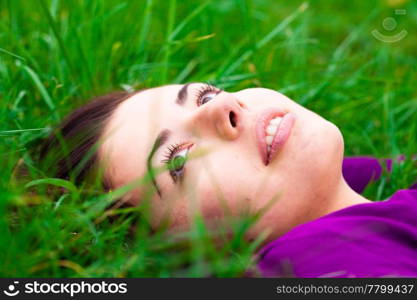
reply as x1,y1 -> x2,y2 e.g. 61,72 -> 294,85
319,177 -> 372,218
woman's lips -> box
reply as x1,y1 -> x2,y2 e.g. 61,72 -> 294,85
256,108 -> 296,165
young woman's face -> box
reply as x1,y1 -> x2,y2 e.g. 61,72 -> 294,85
99,83 -> 344,239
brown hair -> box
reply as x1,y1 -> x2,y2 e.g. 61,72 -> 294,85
34,91 -> 133,191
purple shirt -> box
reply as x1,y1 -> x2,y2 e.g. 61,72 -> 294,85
257,157 -> 417,277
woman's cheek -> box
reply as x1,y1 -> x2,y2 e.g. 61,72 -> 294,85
169,198 -> 190,227
197,181 -> 224,219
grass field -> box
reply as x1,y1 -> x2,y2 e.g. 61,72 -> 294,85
1,0 -> 416,277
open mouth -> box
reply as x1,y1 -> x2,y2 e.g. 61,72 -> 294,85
256,109 -> 296,165
265,116 -> 283,154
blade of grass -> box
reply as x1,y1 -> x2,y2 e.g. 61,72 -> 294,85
160,0 -> 177,84
20,63 -> 60,121
137,0 -> 154,62
39,0 -> 77,85
173,59 -> 198,83
0,48 -> 26,61
300,8 -> 379,104
219,2 -> 309,77
168,1 -> 210,41
25,178 -> 78,194
0,128 -> 48,136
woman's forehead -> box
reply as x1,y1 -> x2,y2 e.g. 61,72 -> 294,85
107,84 -> 183,131
98,84 -> 184,188
131,84 -> 182,101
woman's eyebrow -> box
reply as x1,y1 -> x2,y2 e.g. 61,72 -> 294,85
175,83 -> 193,105
147,83 -> 198,195
146,129 -> 171,197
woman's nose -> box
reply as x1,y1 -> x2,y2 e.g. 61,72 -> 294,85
185,92 -> 244,140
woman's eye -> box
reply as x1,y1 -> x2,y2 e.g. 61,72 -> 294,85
168,148 -> 188,172
167,147 -> 191,183
200,92 -> 217,105
196,84 -> 221,106
162,142 -> 193,184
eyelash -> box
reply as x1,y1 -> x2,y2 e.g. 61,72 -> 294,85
162,142 -> 182,163
195,83 -> 221,106
161,84 -> 221,183
161,142 -> 192,183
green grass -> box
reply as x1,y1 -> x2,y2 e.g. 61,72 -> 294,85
1,0 -> 417,277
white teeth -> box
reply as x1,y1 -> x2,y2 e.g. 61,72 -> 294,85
270,117 -> 282,126
265,135 -> 274,145
266,124 -> 278,135
265,117 -> 283,149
